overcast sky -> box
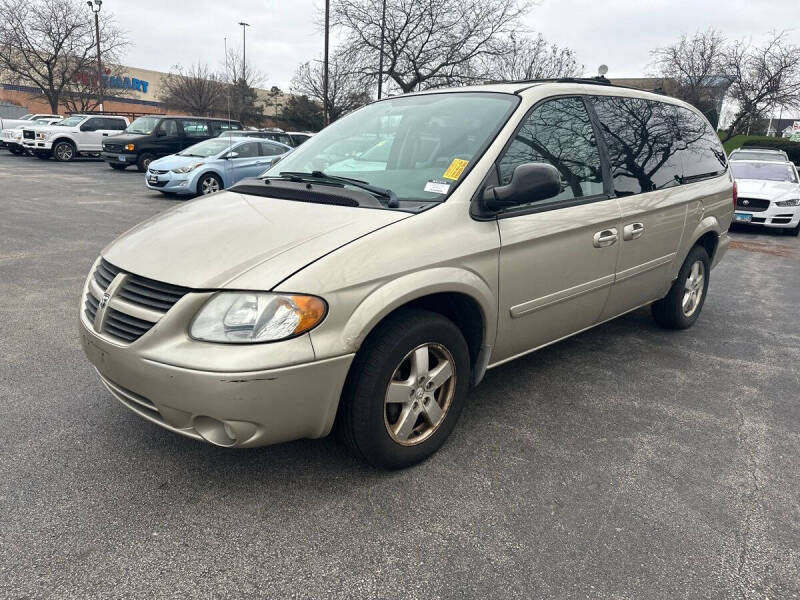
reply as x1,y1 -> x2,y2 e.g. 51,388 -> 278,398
111,0 -> 800,90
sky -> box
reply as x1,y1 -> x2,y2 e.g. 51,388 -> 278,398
110,0 -> 800,91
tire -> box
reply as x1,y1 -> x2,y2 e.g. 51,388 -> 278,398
136,153 -> 155,172
197,173 -> 223,196
109,163 -> 128,171
651,245 -> 711,330
8,146 -> 22,156
52,140 -> 75,162
785,223 -> 800,237
338,308 -> 471,469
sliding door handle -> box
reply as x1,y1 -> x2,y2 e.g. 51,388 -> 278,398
622,222 -> 645,240
593,228 -> 618,248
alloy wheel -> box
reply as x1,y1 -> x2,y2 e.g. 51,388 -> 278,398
55,143 -> 73,161
682,260 -> 705,317
384,343 -> 456,446
201,176 -> 220,194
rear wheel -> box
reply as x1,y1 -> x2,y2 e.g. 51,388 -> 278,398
52,140 -> 75,162
338,308 -> 470,469
197,173 -> 223,196
136,153 -> 155,172
652,245 -> 710,329
109,163 -> 128,171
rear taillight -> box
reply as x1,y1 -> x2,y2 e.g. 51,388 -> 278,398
732,180 -> 738,209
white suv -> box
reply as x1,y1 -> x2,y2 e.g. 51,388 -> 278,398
22,114 -> 129,161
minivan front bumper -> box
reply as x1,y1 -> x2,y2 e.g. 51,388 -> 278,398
80,316 -> 354,448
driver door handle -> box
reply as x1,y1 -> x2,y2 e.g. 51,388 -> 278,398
593,228 -> 618,248
622,222 -> 645,241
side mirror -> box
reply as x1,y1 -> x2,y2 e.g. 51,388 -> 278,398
482,162 -> 561,212
224,151 -> 239,160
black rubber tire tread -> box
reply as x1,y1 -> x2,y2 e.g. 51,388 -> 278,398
338,308 -> 470,469
651,244 -> 711,330
196,173 -> 223,196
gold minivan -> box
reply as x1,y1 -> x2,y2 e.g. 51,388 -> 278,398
80,80 -> 733,468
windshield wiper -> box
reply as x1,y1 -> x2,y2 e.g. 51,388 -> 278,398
278,171 -> 400,208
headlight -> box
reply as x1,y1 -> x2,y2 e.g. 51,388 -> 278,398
171,163 -> 203,174
124,143 -> 135,151
190,292 -> 327,343
776,198 -> 800,207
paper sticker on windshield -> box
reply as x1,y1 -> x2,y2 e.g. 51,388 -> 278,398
424,180 -> 450,194
443,158 -> 469,181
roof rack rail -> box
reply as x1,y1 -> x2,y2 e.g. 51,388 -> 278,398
504,76 -> 645,94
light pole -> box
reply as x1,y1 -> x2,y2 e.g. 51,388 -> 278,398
238,22 -> 250,80
87,0 -> 103,112
377,0 -> 386,99
323,0 -> 330,126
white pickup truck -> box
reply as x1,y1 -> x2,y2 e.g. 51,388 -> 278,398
22,114 -> 129,161
1,117 -> 63,155
0,113 -> 60,149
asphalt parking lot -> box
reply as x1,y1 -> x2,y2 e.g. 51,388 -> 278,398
1,153 -> 799,600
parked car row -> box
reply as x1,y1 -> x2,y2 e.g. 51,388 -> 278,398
1,113 -> 313,197
728,147 -> 800,236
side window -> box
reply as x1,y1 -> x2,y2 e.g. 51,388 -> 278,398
159,119 -> 179,136
82,117 -> 103,131
677,108 -> 727,180
591,96 -> 684,195
234,142 -> 260,158
260,142 -> 285,156
498,97 -> 604,204
180,119 -> 210,138
107,118 -> 127,131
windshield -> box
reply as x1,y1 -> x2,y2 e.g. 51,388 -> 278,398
178,138 -> 235,158
57,116 -> 84,127
730,151 -> 786,162
126,116 -> 161,135
731,161 -> 798,183
264,92 -> 519,205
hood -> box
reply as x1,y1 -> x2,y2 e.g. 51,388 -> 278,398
149,154 -> 211,170
102,190 -> 409,289
105,132 -> 151,145
736,179 -> 799,200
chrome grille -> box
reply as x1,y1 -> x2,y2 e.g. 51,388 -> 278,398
23,130 -> 34,139
85,258 -> 190,344
104,143 -> 122,152
148,169 -> 169,175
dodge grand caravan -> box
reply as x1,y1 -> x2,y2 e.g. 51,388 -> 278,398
80,79 -> 733,469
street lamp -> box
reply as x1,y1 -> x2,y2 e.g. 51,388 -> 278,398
87,0 -> 103,112
238,22 -> 250,79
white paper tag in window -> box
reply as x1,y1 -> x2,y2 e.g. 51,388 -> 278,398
424,180 -> 450,194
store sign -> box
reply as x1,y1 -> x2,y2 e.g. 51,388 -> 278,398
71,70 -> 150,94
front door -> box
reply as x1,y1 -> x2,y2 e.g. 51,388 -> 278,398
154,119 -> 182,157
224,141 -> 269,186
492,96 -> 622,365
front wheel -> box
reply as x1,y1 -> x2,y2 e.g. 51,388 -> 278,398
785,223 -> 800,237
652,245 -> 710,329
52,141 -> 75,162
338,308 -> 470,469
136,153 -> 155,172
197,173 -> 223,196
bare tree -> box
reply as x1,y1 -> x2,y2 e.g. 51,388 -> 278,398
0,0 -> 127,113
291,51 -> 372,122
483,33 -> 583,82
650,29 -> 729,127
722,32 -> 800,140
61,64 -> 134,113
221,49 -> 265,125
159,63 -> 225,116
333,0 -> 533,93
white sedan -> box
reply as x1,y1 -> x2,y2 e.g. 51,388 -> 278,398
730,160 -> 800,236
